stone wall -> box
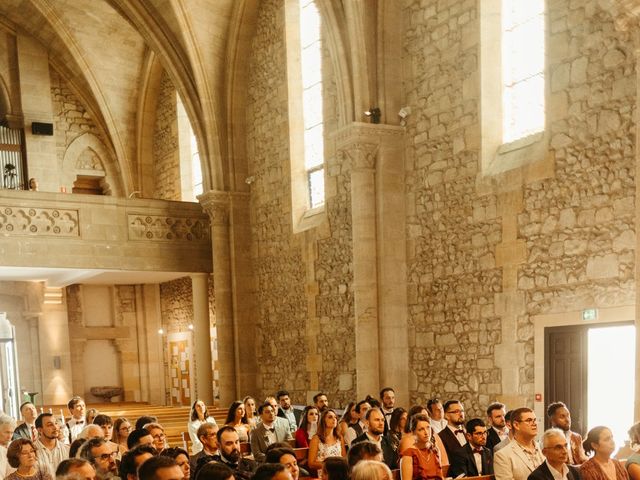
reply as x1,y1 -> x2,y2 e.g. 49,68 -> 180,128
153,71 -> 180,200
246,0 -> 355,405
402,0 -> 635,415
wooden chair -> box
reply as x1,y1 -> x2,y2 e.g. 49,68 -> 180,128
181,432 -> 190,452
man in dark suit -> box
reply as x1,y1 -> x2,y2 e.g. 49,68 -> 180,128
352,407 -> 397,470
547,402 -> 588,465
486,402 -> 509,452
189,422 -> 219,479
212,426 -> 257,480
250,402 -> 293,462
276,390 -> 302,433
449,418 -> 494,478
12,402 -> 38,441
438,399 -> 467,459
528,428 -> 581,480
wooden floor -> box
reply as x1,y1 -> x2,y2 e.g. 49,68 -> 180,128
40,402 -> 228,449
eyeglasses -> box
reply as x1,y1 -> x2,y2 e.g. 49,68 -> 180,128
446,409 -> 464,415
96,452 -> 117,461
545,443 -> 568,451
152,433 -> 166,440
517,417 -> 537,424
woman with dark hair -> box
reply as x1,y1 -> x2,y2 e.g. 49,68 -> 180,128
321,456 -> 349,480
627,422 -> 640,480
295,406 -> 319,448
195,462 -> 235,480
243,397 -> 258,431
189,400 -> 217,454
308,409 -> 345,471
399,406 -> 448,466
581,426 -> 629,480
113,418 -> 132,455
224,401 -> 250,442
6,439 -> 51,480
338,402 -> 357,441
387,407 -> 408,453
160,446 -> 191,480
400,413 -> 443,480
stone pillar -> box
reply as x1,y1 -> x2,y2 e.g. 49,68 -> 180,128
16,34 -> 57,192
191,273 -> 213,404
336,122 -> 408,401
199,191 -> 237,405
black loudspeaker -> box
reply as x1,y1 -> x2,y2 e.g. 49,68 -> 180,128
31,122 -> 53,135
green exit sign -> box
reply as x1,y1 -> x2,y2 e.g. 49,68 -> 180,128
582,308 -> 597,321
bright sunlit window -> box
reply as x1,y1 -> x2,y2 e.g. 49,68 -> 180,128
191,133 -> 203,197
587,325 -> 635,450
501,0 -> 545,143
300,0 -> 325,209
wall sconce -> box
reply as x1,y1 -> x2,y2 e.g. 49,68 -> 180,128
364,107 -> 381,124
188,324 -> 194,330
158,328 -> 164,335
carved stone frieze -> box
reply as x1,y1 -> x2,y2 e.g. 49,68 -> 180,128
198,191 -> 231,226
0,206 -> 79,236
128,214 -> 210,242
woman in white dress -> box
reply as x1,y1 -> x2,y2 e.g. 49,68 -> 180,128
308,409 -> 345,471
187,400 -> 217,454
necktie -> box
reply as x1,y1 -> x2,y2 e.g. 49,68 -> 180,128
31,425 -> 37,441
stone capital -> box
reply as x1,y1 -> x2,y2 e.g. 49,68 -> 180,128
198,191 -> 231,226
334,122 -> 404,172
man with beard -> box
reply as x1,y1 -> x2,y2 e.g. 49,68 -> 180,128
35,413 -> 70,478
379,388 -> 395,431
251,404 -> 292,462
486,402 -> 509,452
449,418 -> 494,478
79,437 -> 119,480
547,402 -> 588,465
352,408 -> 397,470
211,426 -> 256,480
276,391 -> 301,433
438,400 -> 467,459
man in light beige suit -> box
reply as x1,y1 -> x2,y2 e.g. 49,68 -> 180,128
494,407 -> 545,480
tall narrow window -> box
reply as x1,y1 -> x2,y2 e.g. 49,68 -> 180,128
300,0 -> 324,208
190,133 -> 203,197
501,0 -> 545,143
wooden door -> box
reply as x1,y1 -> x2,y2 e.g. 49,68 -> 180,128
544,325 -> 587,434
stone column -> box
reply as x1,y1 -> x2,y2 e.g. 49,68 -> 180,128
199,191 -> 237,405
191,273 -> 213,404
336,122 -> 408,400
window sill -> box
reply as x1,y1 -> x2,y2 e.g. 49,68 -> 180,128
483,130 -> 548,177
293,204 -> 326,233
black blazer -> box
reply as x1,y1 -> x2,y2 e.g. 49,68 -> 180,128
353,432 -> 398,470
438,426 -> 466,459
528,462 -> 581,480
449,444 -> 494,478
486,427 -> 502,452
277,408 -> 302,428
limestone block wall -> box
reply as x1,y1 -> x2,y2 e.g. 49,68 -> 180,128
153,71 -> 181,201
246,0 -> 355,405
402,0 -> 635,415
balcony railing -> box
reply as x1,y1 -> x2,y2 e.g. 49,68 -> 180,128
0,126 -> 26,190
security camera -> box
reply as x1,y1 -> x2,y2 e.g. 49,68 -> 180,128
398,107 -> 411,119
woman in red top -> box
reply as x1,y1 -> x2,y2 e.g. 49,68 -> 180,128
295,405 -> 319,448
581,426 -> 629,480
400,413 -> 443,480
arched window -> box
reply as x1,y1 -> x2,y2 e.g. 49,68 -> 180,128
177,94 -> 203,201
501,0 -> 545,143
300,0 -> 325,209
480,0 -> 546,173
285,0 -> 326,231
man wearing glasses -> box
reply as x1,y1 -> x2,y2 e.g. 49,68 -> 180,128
527,428 -> 581,480
494,408 -> 545,480
449,418 -> 494,478
438,400 -> 467,459
79,438 -> 119,480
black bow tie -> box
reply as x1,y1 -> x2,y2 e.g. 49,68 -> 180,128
473,448 -> 483,454
76,421 -> 84,425
455,429 -> 464,436
267,427 -> 275,433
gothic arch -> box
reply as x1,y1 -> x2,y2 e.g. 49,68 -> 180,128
62,133 -> 124,196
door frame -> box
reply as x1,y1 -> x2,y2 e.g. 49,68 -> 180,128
533,304 -> 635,430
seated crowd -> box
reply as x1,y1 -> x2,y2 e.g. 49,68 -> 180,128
0,390 -> 638,480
